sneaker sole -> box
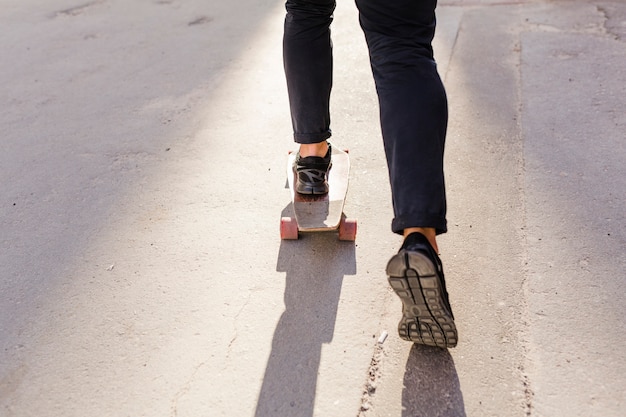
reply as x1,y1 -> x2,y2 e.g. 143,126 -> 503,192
386,250 -> 458,348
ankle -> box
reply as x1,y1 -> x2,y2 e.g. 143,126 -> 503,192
299,141 -> 328,158
404,227 -> 438,253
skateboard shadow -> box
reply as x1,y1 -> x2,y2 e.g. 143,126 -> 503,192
254,205 -> 356,417
402,344 -> 466,417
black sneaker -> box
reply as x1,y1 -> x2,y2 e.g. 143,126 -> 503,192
294,143 -> 332,195
386,232 -> 458,348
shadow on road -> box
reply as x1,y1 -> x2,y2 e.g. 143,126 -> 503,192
402,344 -> 466,417
255,205 -> 356,417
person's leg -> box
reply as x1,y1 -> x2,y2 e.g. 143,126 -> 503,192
355,0 -> 448,242
284,0 -> 335,148
284,0 -> 336,194
355,0 -> 457,348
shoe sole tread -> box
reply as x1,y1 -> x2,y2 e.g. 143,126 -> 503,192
387,250 -> 458,348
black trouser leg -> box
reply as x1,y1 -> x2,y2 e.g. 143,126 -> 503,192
356,0 -> 448,234
283,0 -> 336,144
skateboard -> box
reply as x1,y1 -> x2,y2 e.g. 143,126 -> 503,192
281,145 -> 357,241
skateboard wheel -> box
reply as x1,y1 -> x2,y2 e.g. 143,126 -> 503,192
280,217 -> 299,240
338,217 -> 357,241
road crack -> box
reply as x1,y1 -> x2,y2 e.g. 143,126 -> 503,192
170,362 -> 207,417
597,4 -> 625,41
515,13 -> 535,416
52,0 -> 107,18
357,344 -> 384,416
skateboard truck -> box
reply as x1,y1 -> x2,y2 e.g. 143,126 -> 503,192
280,214 -> 357,241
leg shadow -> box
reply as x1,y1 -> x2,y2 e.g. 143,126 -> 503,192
402,345 -> 466,417
255,205 -> 357,417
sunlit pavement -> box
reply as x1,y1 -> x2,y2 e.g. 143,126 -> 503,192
1,1 -> 624,416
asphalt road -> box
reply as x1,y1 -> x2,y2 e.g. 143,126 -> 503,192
1,1 -> 625,416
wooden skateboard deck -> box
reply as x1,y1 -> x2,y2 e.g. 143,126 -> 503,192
281,145 -> 357,240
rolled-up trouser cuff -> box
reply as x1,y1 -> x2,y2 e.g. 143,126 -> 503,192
294,130 -> 332,144
392,213 -> 448,236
